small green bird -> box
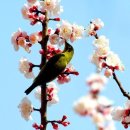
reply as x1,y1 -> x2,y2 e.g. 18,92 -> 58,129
25,41 -> 74,95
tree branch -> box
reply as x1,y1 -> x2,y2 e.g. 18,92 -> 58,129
40,11 -> 49,130
113,72 -> 130,99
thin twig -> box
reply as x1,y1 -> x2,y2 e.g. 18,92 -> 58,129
33,107 -> 40,112
47,120 -> 61,124
94,33 -> 99,39
113,72 -> 130,99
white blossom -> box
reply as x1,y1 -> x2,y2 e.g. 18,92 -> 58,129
73,95 -> 97,115
86,23 -> 95,36
86,18 -> 104,36
40,0 -> 63,16
70,24 -> 84,42
59,20 -> 72,40
111,107 -> 124,121
11,28 -> 22,51
21,4 -> 30,20
18,97 -> 33,121
52,2 -> 63,16
96,46 -> 110,56
90,51 -> 103,70
19,58 -> 34,79
93,35 -> 109,48
49,34 -> 60,45
92,18 -> 104,29
106,51 -> 124,71
98,96 -> 113,107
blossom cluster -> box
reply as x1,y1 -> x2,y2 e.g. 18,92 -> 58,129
11,28 -> 42,52
74,74 -> 115,130
87,19 -> 124,77
87,18 -> 104,36
18,82 -> 59,121
112,100 -> 130,129
21,0 -> 63,25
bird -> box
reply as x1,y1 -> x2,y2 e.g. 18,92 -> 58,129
24,41 -> 74,95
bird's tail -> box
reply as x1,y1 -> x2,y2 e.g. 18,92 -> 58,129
24,83 -> 37,95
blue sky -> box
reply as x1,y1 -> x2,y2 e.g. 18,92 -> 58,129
1,0 -> 130,130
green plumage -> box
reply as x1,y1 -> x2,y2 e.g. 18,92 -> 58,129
25,41 -> 74,95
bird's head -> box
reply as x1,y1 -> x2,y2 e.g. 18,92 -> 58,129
65,41 -> 73,51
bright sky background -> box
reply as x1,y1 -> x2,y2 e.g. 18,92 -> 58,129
1,0 -> 130,130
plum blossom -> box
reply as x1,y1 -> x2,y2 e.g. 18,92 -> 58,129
111,100 -> 130,128
21,2 -> 44,25
11,28 -> 27,51
73,95 -> 97,116
92,18 -> 104,30
106,51 -> 125,71
90,51 -> 103,71
86,73 -> 107,92
11,28 -> 31,53
86,18 -> 104,36
11,29 -> 42,52
18,97 -> 33,121
52,1 -> 63,16
29,33 -> 39,44
59,20 -> 72,40
111,107 -> 124,121
70,24 -> 84,42
40,0 -> 63,16
93,35 -> 109,48
96,46 -> 110,57
58,21 -> 84,42
49,34 -> 60,45
34,82 -> 59,106
19,58 -> 34,78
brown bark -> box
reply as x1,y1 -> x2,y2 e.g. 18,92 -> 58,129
40,11 -> 48,130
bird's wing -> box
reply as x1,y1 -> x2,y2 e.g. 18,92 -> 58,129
33,53 -> 67,83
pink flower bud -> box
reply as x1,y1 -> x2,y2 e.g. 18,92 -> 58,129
55,28 -> 60,34
124,124 -> 128,129
39,49 -> 44,55
52,123 -> 58,130
54,18 -> 61,21
62,115 -> 67,121
32,123 -> 39,129
40,124 -> 43,128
